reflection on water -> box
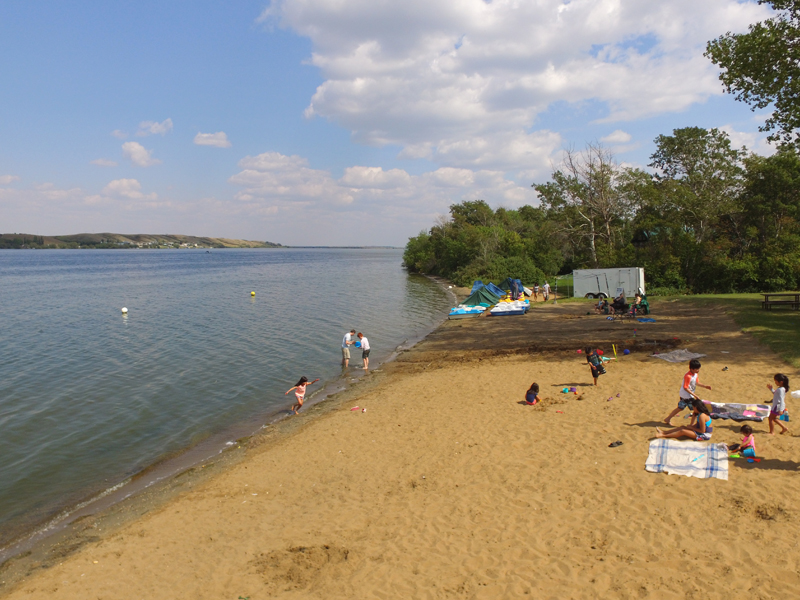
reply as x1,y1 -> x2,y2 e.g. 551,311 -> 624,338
0,249 -> 451,547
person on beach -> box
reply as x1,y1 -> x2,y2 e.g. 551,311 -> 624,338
768,373 -> 790,435
525,382 -> 541,405
610,293 -> 627,314
533,283 -> 539,302
656,398 -> 713,440
728,424 -> 756,457
358,332 -> 370,370
586,347 -> 605,386
542,281 -> 550,302
286,376 -> 319,414
342,329 -> 356,367
663,359 -> 711,425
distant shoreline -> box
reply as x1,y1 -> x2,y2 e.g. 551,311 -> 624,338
0,233 -> 401,250
0,232 -> 280,250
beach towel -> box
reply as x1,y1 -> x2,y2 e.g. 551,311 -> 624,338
637,317 -> 656,323
645,439 -> 728,480
707,402 -> 771,422
651,349 -> 707,363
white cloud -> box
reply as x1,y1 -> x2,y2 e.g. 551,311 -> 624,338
136,118 -> 173,137
601,130 -> 632,144
0,174 -> 20,185
229,151 -> 537,219
719,125 -> 777,157
261,0 -> 772,172
111,129 -> 128,139
340,166 -> 412,189
0,180 -> 172,235
122,141 -> 161,167
102,178 -> 157,200
90,158 -> 118,167
193,131 -> 232,148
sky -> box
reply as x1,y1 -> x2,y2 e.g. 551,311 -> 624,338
0,0 -> 778,246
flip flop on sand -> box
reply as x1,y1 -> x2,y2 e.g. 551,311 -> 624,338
608,440 -> 623,448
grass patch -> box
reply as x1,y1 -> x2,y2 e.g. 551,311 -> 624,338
667,293 -> 800,369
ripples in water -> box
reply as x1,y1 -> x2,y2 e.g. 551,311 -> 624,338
0,248 -> 452,547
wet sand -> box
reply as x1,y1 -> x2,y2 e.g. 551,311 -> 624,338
3,297 -> 800,599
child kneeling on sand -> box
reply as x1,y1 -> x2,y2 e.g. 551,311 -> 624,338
525,382 -> 540,405
728,424 -> 756,457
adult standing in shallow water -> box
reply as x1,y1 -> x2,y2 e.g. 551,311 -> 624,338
342,329 -> 356,367
358,332 -> 370,370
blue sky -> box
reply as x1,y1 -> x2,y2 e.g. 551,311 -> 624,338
0,0 -> 776,245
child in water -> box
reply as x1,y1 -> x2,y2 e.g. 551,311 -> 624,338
525,382 -> 540,405
286,376 -> 320,414
768,373 -> 790,435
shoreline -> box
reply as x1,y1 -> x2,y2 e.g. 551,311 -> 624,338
4,297 -> 800,598
0,275 -> 459,579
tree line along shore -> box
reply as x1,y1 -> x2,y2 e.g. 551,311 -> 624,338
403,127 -> 800,296
0,233 -> 281,250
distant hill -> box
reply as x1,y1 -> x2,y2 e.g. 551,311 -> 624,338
0,233 -> 282,249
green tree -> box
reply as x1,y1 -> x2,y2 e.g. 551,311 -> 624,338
402,231 -> 434,272
533,143 -> 630,267
741,148 -> 800,244
706,1 -> 800,145
739,148 -> 800,289
649,127 -> 745,243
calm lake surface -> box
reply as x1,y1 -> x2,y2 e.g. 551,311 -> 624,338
0,248 -> 452,549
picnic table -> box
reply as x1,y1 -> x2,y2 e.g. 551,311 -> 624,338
762,293 -> 800,310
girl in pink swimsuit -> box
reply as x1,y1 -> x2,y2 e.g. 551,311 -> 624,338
286,376 -> 319,414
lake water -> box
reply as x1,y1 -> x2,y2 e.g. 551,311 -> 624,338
0,248 -> 452,552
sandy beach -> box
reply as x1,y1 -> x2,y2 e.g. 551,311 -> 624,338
3,297 -> 800,599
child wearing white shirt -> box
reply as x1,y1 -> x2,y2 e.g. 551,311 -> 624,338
357,333 -> 370,370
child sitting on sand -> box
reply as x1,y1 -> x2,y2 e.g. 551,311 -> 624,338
525,382 -> 540,405
728,424 -> 756,457
768,373 -> 790,435
656,398 -> 713,440
285,376 -> 320,414
664,358 -> 711,425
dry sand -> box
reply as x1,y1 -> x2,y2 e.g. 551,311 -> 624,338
3,298 -> 800,599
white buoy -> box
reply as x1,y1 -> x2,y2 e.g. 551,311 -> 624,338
121,307 -> 128,314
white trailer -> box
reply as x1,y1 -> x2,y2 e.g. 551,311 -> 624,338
572,268 -> 645,299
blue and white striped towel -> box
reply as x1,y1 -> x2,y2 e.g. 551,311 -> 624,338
645,439 -> 729,480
